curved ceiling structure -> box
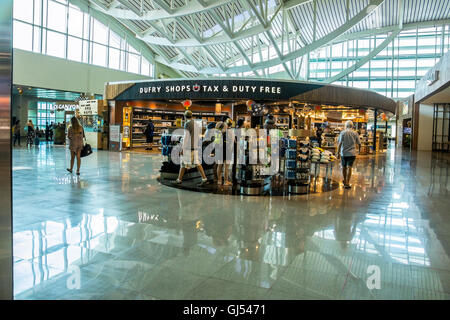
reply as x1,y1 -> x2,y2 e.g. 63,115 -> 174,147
76,0 -> 450,78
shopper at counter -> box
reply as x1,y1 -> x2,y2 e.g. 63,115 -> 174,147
263,114 -> 277,130
175,110 -> 208,186
144,119 -> 155,150
231,118 -> 246,184
215,121 -> 232,186
337,120 -> 361,189
316,126 -> 323,147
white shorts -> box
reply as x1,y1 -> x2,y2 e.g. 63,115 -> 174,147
181,149 -> 201,168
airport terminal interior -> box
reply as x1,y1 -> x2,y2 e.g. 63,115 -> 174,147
4,0 -> 450,300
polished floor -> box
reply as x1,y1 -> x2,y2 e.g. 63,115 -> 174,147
12,143 -> 450,299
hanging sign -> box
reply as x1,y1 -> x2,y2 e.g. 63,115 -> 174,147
79,100 -> 98,115
182,100 -> 192,108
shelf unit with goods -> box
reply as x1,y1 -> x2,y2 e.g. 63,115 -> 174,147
273,114 -> 291,129
129,107 -> 229,149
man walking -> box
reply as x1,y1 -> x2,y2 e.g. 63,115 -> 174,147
175,110 -> 208,186
337,120 -> 361,189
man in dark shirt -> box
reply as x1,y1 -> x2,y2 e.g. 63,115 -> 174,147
144,119 -> 155,150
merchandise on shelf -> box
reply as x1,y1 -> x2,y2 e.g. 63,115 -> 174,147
283,137 -> 311,192
311,147 -> 337,163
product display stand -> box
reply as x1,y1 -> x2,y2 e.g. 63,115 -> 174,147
321,133 -> 337,154
160,133 -> 214,181
284,138 -> 311,194
236,135 -> 267,195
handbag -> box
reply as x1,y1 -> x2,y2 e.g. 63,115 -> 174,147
80,143 -> 93,157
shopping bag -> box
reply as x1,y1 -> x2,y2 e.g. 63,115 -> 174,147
80,144 -> 93,157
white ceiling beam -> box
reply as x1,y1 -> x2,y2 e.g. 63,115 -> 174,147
69,0 -> 156,62
151,0 -> 385,74
283,0 -> 314,10
332,19 -> 450,44
243,0 -> 295,79
94,0 -> 238,21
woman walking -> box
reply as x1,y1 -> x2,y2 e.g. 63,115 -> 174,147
66,116 -> 85,175
26,120 -> 35,148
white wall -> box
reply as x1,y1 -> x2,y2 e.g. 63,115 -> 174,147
417,104 -> 434,151
13,49 -> 151,95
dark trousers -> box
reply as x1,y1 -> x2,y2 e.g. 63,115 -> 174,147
13,134 -> 20,146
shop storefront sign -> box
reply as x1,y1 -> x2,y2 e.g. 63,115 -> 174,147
50,103 -> 78,111
115,79 -> 324,101
79,100 -> 98,115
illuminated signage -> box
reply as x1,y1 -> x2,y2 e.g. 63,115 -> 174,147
116,79 -> 325,101
50,103 -> 78,111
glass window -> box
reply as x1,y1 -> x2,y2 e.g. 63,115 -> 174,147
92,43 -> 107,67
82,40 -> 89,63
128,44 -> 139,54
14,0 -> 34,23
397,80 -> 416,89
352,81 -> 369,89
33,26 -> 41,53
13,21 -> 33,51
83,14 -> 90,40
33,0 -> 42,25
109,30 -> 121,49
141,58 -> 150,76
68,6 -> 83,37
47,0 -> 67,33
128,53 -> 140,74
67,36 -> 82,62
108,47 -> 120,69
46,30 -> 66,58
92,19 -> 108,44
120,50 -> 127,70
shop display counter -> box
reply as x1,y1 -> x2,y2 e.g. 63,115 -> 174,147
159,131 -> 340,196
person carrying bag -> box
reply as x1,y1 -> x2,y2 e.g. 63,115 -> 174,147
67,117 -> 90,175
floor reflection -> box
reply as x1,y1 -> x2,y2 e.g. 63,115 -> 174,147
12,145 -> 450,299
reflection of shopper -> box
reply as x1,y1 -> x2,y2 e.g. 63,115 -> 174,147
144,119 -> 155,150
13,120 -> 21,146
175,110 -> 208,185
66,116 -> 85,175
337,120 -> 361,189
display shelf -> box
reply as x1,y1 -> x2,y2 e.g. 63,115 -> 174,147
128,107 -> 229,150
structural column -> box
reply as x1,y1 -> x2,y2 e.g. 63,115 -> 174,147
373,109 -> 378,153
0,0 -> 13,300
